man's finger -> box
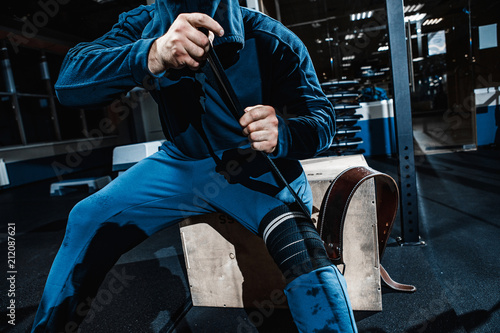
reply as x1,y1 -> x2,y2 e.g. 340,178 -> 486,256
184,29 -> 215,60
239,105 -> 265,128
248,130 -> 270,143
184,13 -> 224,37
208,31 -> 215,43
182,39 -> 207,62
242,119 -> 268,136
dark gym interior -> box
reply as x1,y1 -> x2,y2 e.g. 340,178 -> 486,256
1,0 -> 499,332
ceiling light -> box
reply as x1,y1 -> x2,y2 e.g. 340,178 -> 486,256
423,18 -> 443,26
351,11 -> 374,21
404,3 -> 424,13
405,13 -> 427,22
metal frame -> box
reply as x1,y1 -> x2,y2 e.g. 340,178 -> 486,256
0,44 -> 64,146
386,0 -> 421,244
40,53 -> 62,141
1,43 -> 27,145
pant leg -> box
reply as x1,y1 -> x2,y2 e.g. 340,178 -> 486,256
191,149 -> 357,332
285,265 -> 358,333
33,141 -> 357,332
31,149 -> 215,333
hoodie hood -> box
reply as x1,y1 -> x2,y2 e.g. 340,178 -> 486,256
142,0 -> 244,50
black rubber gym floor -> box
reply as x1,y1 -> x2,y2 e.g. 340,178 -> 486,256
1,147 -> 499,332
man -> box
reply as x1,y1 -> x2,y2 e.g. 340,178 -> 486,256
32,0 -> 358,332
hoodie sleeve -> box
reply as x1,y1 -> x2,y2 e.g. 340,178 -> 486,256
55,5 -> 160,107
266,30 -> 335,160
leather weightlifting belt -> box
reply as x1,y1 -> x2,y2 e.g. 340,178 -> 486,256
317,166 -> 416,293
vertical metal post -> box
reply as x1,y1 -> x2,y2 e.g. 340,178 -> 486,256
406,21 -> 416,93
385,0 -> 420,243
80,109 -> 89,137
245,0 -> 262,11
40,53 -> 62,141
273,0 -> 282,22
1,42 -> 27,145
416,20 -> 423,58
333,27 -> 342,79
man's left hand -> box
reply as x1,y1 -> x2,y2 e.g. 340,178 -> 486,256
239,105 -> 279,154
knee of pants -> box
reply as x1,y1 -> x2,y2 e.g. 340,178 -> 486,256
258,205 -> 331,283
65,196 -> 149,253
65,197 -> 109,241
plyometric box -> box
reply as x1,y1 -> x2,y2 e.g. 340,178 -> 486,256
179,154 -> 382,311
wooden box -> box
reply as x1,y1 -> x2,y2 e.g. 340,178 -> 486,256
179,155 -> 382,311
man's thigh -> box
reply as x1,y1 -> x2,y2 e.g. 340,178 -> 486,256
76,149 -> 215,235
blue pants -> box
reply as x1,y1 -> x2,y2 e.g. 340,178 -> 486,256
32,141 -> 357,332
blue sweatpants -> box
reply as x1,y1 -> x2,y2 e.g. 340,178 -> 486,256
32,141 -> 357,332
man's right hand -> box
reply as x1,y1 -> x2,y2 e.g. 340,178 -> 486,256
148,13 -> 224,75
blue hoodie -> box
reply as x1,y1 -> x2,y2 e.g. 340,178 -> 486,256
55,0 -> 335,160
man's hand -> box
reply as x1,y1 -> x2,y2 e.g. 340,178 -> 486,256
148,13 -> 224,74
239,105 -> 279,154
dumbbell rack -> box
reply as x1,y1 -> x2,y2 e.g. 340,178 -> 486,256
320,80 -> 365,156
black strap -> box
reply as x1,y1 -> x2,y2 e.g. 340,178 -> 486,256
203,42 -> 310,217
